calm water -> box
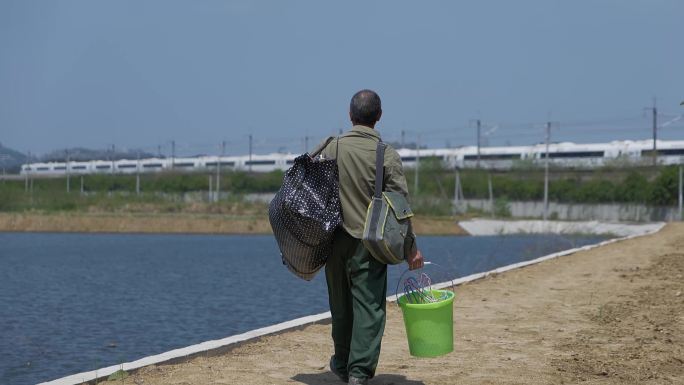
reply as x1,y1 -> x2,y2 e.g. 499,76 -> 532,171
0,232 -> 607,385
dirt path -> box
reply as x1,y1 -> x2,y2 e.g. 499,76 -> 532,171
0,212 -> 467,236
101,223 -> 683,385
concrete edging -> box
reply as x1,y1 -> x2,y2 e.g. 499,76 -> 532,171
38,223 -> 666,385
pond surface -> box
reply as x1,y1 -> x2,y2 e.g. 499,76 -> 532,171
0,232 -> 607,385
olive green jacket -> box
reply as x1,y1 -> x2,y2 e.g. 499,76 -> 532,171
314,125 -> 417,256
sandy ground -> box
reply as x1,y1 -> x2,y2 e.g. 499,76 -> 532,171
0,212 -> 467,236
96,223 -> 684,385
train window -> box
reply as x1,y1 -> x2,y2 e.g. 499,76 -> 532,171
95,165 -> 111,169
37,167 -> 49,171
286,160 -> 295,165
143,163 -> 163,168
118,164 -> 137,169
421,156 -> 442,162
643,148 -> 684,156
54,166 -> 66,170
464,154 -> 521,160
245,160 -> 276,165
546,151 -> 604,159
72,166 -> 87,170
400,156 -> 417,162
174,162 -> 194,167
206,161 -> 235,167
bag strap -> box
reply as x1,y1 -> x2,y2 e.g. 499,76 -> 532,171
374,141 -> 387,199
309,136 -> 336,158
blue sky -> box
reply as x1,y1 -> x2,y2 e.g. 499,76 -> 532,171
1,0 -> 683,156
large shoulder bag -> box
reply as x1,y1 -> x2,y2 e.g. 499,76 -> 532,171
268,136 -> 342,280
362,141 -> 414,265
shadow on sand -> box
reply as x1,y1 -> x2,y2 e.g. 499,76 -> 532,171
292,372 -> 425,385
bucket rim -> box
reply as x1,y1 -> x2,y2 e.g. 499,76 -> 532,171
398,289 -> 454,309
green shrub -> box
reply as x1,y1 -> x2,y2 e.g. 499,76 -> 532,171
616,172 -> 650,203
494,197 -> 512,217
649,166 -> 679,206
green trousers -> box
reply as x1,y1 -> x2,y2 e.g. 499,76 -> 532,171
325,229 -> 388,380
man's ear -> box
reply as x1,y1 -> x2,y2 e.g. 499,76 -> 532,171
349,110 -> 353,122
376,109 -> 382,122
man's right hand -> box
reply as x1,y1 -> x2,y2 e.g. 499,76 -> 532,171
407,249 -> 424,271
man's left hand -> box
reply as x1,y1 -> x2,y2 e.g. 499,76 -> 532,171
407,249 -> 424,270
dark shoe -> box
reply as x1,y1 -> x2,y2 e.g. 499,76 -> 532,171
348,377 -> 368,385
329,355 -> 348,382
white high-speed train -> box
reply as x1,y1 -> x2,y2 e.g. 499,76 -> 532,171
20,139 -> 684,176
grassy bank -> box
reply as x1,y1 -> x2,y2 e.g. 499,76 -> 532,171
0,212 -> 468,236
3,164 -> 678,234
0,212 -> 272,234
0,170 -> 469,234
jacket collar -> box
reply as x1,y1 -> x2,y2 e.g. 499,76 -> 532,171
349,125 -> 381,140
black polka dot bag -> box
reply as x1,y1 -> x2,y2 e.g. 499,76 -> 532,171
268,137 -> 342,280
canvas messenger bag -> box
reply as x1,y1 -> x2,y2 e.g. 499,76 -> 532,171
362,141 -> 414,265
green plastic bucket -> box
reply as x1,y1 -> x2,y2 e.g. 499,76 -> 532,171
398,289 -> 454,357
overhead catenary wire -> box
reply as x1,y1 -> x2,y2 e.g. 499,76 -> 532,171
21,111 -> 683,160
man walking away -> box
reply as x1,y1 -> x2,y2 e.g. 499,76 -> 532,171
314,89 -> 424,385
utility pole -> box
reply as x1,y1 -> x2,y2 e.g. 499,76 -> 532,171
65,150 -> 70,193
543,121 -> 551,221
248,134 -> 253,172
171,140 -> 176,170
28,150 -> 34,198
216,140 -> 225,202
401,130 -> 405,148
157,145 -> 162,158
136,150 -> 141,195
110,145 -> 115,174
651,99 -> 658,166
414,134 -> 420,195
476,119 -> 482,168
25,150 -> 30,192
304,136 -> 309,154
488,174 -> 494,217
453,168 -> 463,214
679,166 -> 683,221
453,169 -> 459,209
112,144 -> 116,174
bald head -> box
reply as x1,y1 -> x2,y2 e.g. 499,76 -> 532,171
350,89 -> 382,127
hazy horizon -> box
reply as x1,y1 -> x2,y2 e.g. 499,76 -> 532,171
2,1 -> 683,157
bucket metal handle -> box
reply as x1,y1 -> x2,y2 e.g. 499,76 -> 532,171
394,261 -> 455,306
